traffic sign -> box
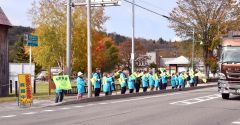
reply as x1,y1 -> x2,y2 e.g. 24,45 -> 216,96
25,34 -> 38,47
27,40 -> 38,46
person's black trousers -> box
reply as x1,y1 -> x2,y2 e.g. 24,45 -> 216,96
134,83 -> 140,93
55,91 -> 64,103
95,88 -> 101,97
159,82 -> 163,90
121,86 -> 126,94
143,87 -> 148,92
129,89 -> 134,93
162,83 -> 167,90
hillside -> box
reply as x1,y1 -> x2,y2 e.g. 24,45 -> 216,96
7,26 -> 33,46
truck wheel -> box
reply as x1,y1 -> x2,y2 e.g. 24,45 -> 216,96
222,93 -> 229,99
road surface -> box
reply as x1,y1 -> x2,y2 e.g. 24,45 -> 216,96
1,86 -> 240,125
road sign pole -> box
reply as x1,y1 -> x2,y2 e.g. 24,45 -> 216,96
192,28 -> 195,69
131,0 -> 135,74
66,0 -> 72,76
30,46 -> 32,78
87,0 -> 92,98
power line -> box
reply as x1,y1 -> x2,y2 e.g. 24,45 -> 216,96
137,0 -> 168,14
122,0 -> 191,29
122,0 -> 170,20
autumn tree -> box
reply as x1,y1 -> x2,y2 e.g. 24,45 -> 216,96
28,0 -> 115,73
119,41 -> 146,67
169,0 -> 240,77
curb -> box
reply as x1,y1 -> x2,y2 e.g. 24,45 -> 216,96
55,83 -> 217,106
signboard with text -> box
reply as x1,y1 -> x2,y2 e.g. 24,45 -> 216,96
24,34 -> 38,46
18,74 -> 33,105
53,75 -> 72,90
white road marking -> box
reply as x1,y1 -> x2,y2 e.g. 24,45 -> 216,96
170,94 -> 221,105
22,112 -> 37,115
60,107 -> 71,110
86,104 -> 95,106
99,102 -> 108,105
1,115 -> 16,118
73,105 -> 85,108
42,109 -> 55,112
0,88 -> 216,119
232,121 -> 240,124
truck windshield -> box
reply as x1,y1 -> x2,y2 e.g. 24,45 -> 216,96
221,46 -> 240,63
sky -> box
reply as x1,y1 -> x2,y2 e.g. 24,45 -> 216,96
0,0 -> 179,41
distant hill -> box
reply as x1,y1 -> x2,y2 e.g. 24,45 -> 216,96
8,26 -> 33,46
107,32 -> 200,59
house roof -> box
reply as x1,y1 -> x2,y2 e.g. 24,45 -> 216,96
0,7 -> 12,26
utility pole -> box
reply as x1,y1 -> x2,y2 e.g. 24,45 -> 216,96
192,28 -> 195,69
68,0 -> 120,98
131,0 -> 135,74
66,0 -> 72,76
87,0 -> 92,98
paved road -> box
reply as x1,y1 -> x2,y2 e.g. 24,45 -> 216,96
1,86 -> 240,125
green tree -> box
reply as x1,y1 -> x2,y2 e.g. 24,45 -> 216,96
169,0 -> 240,77
9,40 -> 29,63
149,63 -> 157,69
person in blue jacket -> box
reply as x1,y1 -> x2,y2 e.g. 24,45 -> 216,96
103,73 -> 111,96
178,72 -> 185,90
175,74 -> 179,89
77,72 -> 85,100
171,73 -> 176,89
189,75 -> 195,87
108,73 -> 115,95
149,71 -> 155,91
154,71 -> 160,91
92,68 -> 101,97
128,73 -> 136,93
119,70 -> 127,94
161,70 -> 168,90
142,70 -> 149,92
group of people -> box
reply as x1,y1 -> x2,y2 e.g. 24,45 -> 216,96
75,67 -> 200,100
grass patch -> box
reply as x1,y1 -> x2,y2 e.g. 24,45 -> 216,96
0,81 -> 55,103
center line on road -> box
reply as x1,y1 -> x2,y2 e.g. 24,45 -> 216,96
73,105 -> 85,108
232,121 -> 240,124
42,109 -> 55,112
86,104 -> 96,106
1,115 -> 16,118
22,112 -> 37,115
60,107 -> 71,110
99,102 -> 108,105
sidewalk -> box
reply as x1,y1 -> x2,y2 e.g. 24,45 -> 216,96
0,82 -> 216,111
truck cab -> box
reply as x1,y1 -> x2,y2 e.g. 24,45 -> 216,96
218,38 -> 240,99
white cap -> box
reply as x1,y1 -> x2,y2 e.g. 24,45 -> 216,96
78,72 -> 83,76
